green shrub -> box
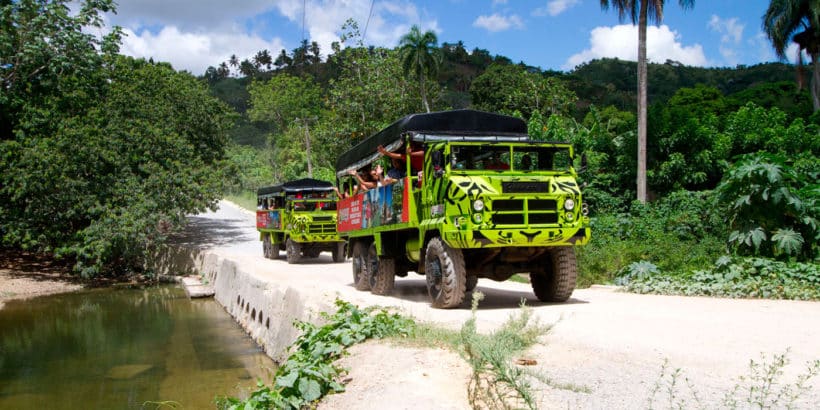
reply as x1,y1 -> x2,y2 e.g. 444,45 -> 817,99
624,257 -> 820,300
216,300 -> 414,410
715,153 -> 818,261
577,191 -> 726,287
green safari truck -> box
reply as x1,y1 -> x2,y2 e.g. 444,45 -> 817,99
335,109 -> 590,308
256,178 -> 345,264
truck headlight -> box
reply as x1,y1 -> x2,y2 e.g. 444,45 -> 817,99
564,198 -> 575,211
565,212 -> 574,221
473,199 -> 484,212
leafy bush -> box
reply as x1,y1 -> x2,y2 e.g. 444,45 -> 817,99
623,257 -> 820,300
216,300 -> 414,410
577,191 -> 726,287
715,153 -> 818,261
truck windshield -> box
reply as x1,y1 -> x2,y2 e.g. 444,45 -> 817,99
450,145 -> 572,172
290,200 -> 336,211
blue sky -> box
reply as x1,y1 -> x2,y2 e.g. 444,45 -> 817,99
104,0 -> 786,75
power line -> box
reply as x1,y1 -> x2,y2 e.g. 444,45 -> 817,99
301,0 -> 307,42
363,0 -> 375,43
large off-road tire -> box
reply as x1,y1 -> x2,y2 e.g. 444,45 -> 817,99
466,275 -> 478,292
530,247 -> 577,302
351,241 -> 371,291
262,234 -> 272,259
424,237 -> 467,309
368,244 -> 395,296
286,238 -> 301,265
332,242 -> 346,263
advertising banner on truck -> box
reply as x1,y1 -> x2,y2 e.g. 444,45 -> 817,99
337,180 -> 407,232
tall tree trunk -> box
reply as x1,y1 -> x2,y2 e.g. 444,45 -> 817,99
304,124 -> 313,178
420,73 -> 430,112
636,1 -> 649,203
812,53 -> 820,111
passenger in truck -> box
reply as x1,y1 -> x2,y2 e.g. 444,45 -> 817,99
348,165 -> 378,192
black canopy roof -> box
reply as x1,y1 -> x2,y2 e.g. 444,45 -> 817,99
257,178 -> 334,196
335,109 -> 527,173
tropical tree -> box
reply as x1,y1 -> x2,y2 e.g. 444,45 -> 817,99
470,64 -> 577,119
599,0 -> 695,203
398,25 -> 442,112
228,54 -> 239,75
247,73 -> 323,179
763,0 -> 820,111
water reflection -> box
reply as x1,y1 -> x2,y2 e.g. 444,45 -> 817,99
0,285 -> 274,409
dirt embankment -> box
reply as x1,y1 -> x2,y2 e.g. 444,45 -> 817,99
0,250 -> 85,310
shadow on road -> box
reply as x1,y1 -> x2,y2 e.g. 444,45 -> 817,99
170,216 -> 255,248
348,278 -> 589,310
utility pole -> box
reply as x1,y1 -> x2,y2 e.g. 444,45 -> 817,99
296,117 -> 315,178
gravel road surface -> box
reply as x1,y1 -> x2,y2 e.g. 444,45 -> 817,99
183,201 -> 820,409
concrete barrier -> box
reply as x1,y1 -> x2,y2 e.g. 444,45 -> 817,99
149,245 -> 332,363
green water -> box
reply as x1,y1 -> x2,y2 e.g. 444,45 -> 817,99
0,285 -> 275,409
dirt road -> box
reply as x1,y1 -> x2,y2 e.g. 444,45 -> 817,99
186,201 -> 820,409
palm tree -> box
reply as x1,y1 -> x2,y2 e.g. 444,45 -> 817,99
763,0 -> 820,111
399,25 -> 441,112
599,0 -> 695,203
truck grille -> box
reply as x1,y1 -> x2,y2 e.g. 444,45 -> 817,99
308,223 -> 337,234
490,198 -> 558,226
490,199 -> 556,212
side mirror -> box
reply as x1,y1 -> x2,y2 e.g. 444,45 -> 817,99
578,153 -> 588,173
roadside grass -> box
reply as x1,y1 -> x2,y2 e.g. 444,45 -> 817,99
458,292 -> 559,409
224,191 -> 256,212
647,351 -> 820,410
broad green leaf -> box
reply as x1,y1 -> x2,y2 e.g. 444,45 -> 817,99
276,371 -> 299,388
772,229 -> 804,255
298,378 -> 322,401
749,227 -> 766,250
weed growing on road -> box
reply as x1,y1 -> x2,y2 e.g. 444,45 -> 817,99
722,351 -> 820,409
647,351 -> 820,409
460,292 -> 553,410
646,359 -> 703,410
215,299 -> 414,410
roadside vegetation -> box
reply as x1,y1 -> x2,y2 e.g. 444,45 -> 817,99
216,300 -> 414,410
217,294 -> 557,410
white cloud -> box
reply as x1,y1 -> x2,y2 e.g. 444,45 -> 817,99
120,26 -> 285,74
103,0 -> 441,75
753,32 -> 778,62
564,24 -> 707,70
533,0 -> 581,17
708,15 -> 744,65
473,13 -> 524,33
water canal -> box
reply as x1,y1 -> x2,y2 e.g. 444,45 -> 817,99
0,285 -> 275,409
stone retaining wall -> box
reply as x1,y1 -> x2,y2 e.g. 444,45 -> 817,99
149,245 -> 330,363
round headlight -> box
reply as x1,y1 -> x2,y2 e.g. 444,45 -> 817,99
564,198 -> 575,211
473,199 -> 485,212
565,212 -> 574,221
